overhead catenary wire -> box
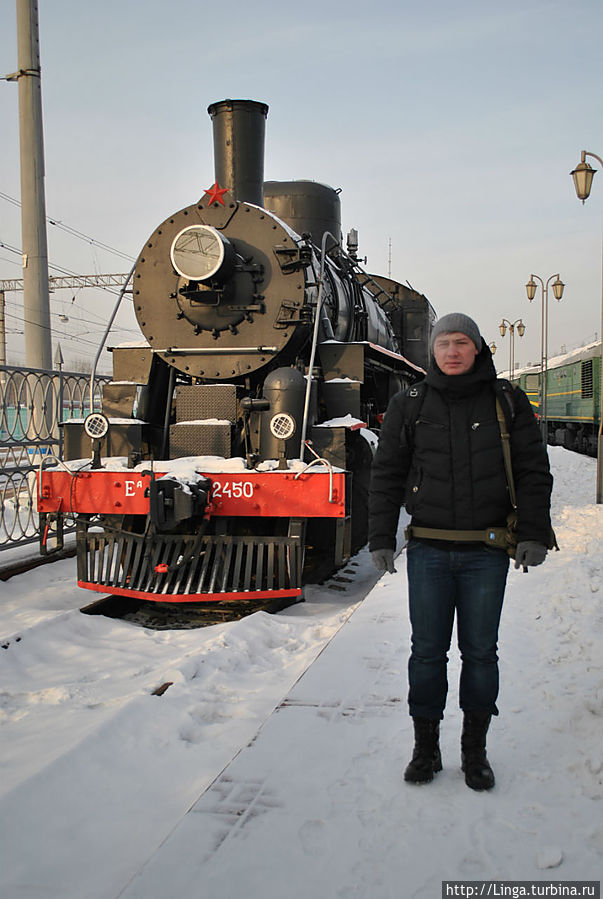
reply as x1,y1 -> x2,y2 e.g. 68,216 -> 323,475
0,191 -> 136,262
1,196 -> 141,368
2,307 -> 137,349
0,239 -> 133,303
2,290 -> 138,330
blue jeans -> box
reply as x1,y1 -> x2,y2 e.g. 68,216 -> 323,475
406,539 -> 509,720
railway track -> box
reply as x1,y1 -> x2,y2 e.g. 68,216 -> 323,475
0,546 -> 76,582
80,562 -> 361,629
0,538 -> 367,632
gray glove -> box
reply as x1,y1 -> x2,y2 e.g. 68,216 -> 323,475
514,541 -> 547,570
371,548 -> 396,574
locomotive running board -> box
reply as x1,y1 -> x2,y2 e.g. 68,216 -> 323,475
76,523 -> 304,604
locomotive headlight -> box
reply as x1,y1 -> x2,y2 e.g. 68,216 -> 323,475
269,413 -> 296,441
83,412 -> 109,440
170,224 -> 235,282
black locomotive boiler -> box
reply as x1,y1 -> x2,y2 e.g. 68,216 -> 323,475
39,99 -> 435,611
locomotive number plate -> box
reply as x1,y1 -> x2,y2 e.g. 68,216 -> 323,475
206,472 -> 345,518
211,480 -> 255,500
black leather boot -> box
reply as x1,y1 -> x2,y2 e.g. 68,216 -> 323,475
461,711 -> 495,790
404,717 -> 442,784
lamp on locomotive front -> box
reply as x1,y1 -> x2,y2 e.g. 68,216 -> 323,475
83,412 -> 109,469
270,412 -> 296,470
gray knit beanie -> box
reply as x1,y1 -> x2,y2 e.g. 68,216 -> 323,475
430,312 -> 482,352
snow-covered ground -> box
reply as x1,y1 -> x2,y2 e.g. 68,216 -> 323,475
0,447 -> 601,898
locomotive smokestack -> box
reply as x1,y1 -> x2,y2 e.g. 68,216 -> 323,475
207,99 -> 269,206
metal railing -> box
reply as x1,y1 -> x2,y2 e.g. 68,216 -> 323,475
0,363 -> 109,550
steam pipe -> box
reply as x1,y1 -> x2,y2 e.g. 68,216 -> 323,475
298,230 -> 338,459
89,264 -> 135,413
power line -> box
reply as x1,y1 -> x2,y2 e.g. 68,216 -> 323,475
4,296 -> 139,333
3,293 -> 140,331
0,190 -> 136,262
3,307 -> 138,349
0,240 -> 132,298
6,312 -> 106,347
0,240 -> 23,257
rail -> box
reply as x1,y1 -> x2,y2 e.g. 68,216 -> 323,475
0,363 -> 109,550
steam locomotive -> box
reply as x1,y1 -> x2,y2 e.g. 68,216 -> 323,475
39,99 -> 434,612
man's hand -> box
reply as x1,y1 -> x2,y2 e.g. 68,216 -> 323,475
371,548 -> 396,574
514,541 -> 547,571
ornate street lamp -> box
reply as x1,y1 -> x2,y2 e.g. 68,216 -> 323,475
571,152 -> 597,203
525,274 -> 565,442
499,318 -> 526,378
571,149 -> 603,503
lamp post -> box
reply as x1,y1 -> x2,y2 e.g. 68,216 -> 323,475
499,318 -> 525,379
489,342 -> 497,357
570,150 -> 603,504
525,274 -> 565,442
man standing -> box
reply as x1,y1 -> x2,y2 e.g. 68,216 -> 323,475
368,313 -> 553,790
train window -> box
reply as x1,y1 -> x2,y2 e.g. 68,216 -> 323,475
525,374 -> 539,390
581,359 -> 594,398
404,311 -> 424,341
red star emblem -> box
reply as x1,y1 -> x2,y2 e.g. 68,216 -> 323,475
203,181 -> 229,206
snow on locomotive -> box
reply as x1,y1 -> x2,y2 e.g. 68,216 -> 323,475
38,99 -> 435,612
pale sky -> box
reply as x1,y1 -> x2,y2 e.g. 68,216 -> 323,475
1,0 -> 602,371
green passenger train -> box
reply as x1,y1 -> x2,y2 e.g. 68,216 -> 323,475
512,341 -> 601,455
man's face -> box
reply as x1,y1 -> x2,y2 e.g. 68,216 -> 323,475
432,331 -> 479,375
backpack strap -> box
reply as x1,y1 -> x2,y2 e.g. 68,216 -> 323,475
494,378 -> 516,431
402,380 -> 427,436
496,395 -> 517,509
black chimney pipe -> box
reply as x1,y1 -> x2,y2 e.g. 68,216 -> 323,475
207,99 -> 269,206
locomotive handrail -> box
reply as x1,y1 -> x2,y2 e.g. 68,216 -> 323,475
37,452 -> 82,504
299,230 -> 339,459
162,346 -> 279,354
293,455 -> 335,503
88,263 -> 137,413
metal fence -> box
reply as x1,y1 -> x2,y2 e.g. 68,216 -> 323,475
0,364 -> 109,551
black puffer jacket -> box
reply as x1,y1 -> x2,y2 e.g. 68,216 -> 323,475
368,343 -> 553,551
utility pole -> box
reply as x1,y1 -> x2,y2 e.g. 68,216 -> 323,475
0,291 -> 6,366
11,0 -> 52,369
